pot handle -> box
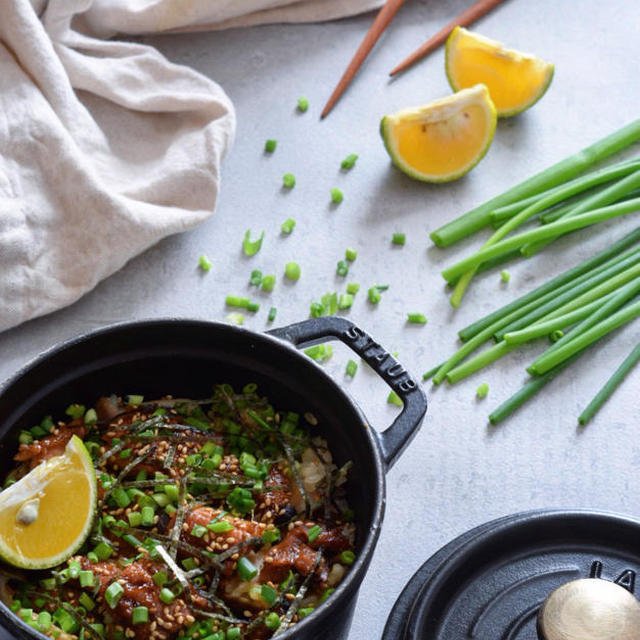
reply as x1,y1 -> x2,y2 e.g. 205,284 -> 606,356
267,317 -> 427,470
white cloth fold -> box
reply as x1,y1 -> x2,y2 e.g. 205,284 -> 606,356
0,0 -> 381,333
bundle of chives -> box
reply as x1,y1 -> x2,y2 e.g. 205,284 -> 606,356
578,343 -> 640,425
441,198 -> 640,285
540,187 -> 640,224
457,228 -> 640,341
431,119 -> 640,248
521,167 -> 640,257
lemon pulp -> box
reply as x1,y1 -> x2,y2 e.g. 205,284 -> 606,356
0,435 -> 96,569
446,26 -> 554,117
381,84 -> 497,182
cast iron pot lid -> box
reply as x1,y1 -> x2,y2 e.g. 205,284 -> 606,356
382,509 -> 640,640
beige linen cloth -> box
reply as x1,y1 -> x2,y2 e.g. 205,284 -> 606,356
0,0 -> 382,334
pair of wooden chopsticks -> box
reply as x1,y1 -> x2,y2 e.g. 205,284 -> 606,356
321,0 -> 508,119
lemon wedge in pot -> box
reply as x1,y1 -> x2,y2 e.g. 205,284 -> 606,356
380,84 -> 497,183
445,26 -> 554,117
0,435 -> 96,569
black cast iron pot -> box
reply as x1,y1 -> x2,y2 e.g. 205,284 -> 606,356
0,316 -> 427,640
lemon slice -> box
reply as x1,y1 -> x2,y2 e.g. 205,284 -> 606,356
0,435 -> 96,569
380,84 -> 497,183
445,26 -> 554,117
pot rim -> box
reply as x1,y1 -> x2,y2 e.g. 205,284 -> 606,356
0,317 -> 387,640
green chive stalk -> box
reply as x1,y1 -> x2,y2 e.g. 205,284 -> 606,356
434,249 -> 640,383
431,119 -> 640,248
490,159 -> 640,227
441,198 -> 640,284
446,341 -> 514,384
578,343 -> 640,425
488,352 -> 583,425
502,291 -> 619,345
457,228 -> 640,342
529,299 -> 640,375
521,167 -> 640,256
494,257 -> 640,340
448,167 -> 640,306
528,281 -> 640,364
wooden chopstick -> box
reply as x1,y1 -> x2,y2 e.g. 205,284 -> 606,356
389,0 -> 508,77
321,0 -> 406,119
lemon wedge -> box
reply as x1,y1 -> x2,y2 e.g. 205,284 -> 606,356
445,26 -> 554,117
0,435 -> 96,569
380,84 -> 497,182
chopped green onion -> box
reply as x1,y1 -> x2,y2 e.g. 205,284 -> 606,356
84,409 -> 97,424
79,570 -> 94,588
321,588 -> 335,602
112,487 -> 131,508
65,404 -> 85,419
304,344 -> 333,362
226,487 -> 255,514
297,97 -> 309,112
285,262 -> 301,281
152,571 -> 168,587
407,313 -> 427,325
298,607 -> 315,619
341,153 -> 358,170
79,593 -> 95,611
243,230 -> 265,256
250,269 -> 263,286
345,248 -> 357,262
265,139 -> 277,153
237,557 -> 258,581
226,295 -> 250,309
550,329 -> 564,342
339,550 -> 356,565
387,391 -> 402,406
207,520 -> 234,533
261,584 -> 278,606
182,557 -> 198,571
105,582 -> 124,609
68,560 -> 81,579
87,551 -> 99,563
262,528 -> 281,544
268,307 -> 277,322
392,233 -> 406,246
306,525 -> 322,543
476,383 -> 489,399
199,255 -> 212,272
132,606 -> 148,625
346,359 -> 358,378
247,301 -> 260,312
261,274 -> 276,292
159,588 -> 175,605
227,628 -> 241,640
37,611 -> 52,631
337,260 -> 349,277
191,524 -> 207,538
282,173 -> 296,189
141,506 -> 155,527
338,294 -> 353,310
368,287 -> 381,304
500,270 -> 511,283
226,312 -> 245,325
265,612 -> 281,630
118,448 -> 132,459
281,218 -> 296,234
164,484 -> 179,502
346,282 -> 360,295
331,188 -> 344,204
127,394 -> 144,406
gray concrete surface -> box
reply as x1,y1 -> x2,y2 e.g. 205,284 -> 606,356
1,0 -> 640,637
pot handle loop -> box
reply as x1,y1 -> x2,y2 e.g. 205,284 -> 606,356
267,317 -> 427,470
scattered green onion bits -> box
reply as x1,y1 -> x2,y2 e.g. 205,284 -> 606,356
407,313 -> 427,325
250,269 -> 263,286
285,262 -> 301,281
501,270 -> 511,283
268,306 -> 277,322
297,97 -> 309,112
226,312 -> 244,325
476,383 -> 489,399
261,274 -> 276,292
198,255 -> 212,272
336,260 -> 349,277
387,391 -> 403,406
368,287 -> 381,304
304,344 -> 334,362
338,293 -> 353,310
341,153 -> 358,170
310,292 -> 338,317
265,139 -> 277,153
346,282 -> 360,295
345,248 -> 357,262
392,233 -> 406,246
331,187 -> 344,204
281,218 -> 296,234
346,359 -> 358,378
243,229 -> 264,256
282,173 -> 296,189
